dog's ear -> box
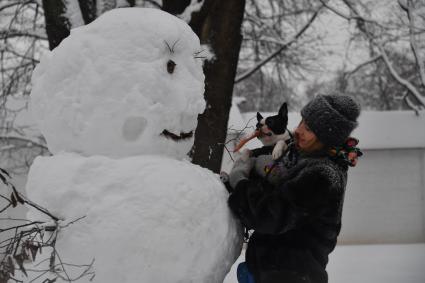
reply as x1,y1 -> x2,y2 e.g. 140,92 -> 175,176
278,102 -> 288,118
257,112 -> 263,122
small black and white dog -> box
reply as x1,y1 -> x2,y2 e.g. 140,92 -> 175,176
221,102 -> 293,191
236,102 -> 292,161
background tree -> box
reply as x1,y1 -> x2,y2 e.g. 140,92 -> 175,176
308,50 -> 423,111
316,0 -> 425,113
0,0 -> 49,183
234,0 -> 325,112
235,69 -> 299,112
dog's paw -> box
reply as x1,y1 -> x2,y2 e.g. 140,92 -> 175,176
272,147 -> 283,160
272,140 -> 287,160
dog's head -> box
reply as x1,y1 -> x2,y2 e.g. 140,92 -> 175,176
256,102 -> 288,146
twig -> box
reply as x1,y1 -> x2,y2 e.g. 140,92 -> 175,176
59,216 -> 86,229
343,54 -> 382,79
404,0 -> 425,87
0,136 -> 49,151
221,116 -> 257,162
377,43 -> 425,107
0,0 -> 36,13
0,221 -> 45,233
404,93 -> 421,115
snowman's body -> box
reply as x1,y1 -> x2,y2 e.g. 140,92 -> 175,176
26,8 -> 242,283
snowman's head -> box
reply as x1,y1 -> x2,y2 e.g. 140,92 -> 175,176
31,8 -> 206,159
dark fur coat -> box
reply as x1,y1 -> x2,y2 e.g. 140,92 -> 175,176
228,149 -> 348,283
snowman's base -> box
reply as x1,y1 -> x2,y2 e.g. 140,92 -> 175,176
26,153 -> 243,283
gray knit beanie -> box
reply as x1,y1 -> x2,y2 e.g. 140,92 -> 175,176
300,95 -> 360,147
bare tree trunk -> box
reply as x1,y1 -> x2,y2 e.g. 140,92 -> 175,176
162,0 -> 191,14
188,0 -> 246,173
78,0 -> 97,24
162,0 -> 245,173
42,0 -> 70,50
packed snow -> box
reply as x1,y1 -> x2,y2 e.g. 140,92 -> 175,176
26,8 -> 242,283
30,8 -> 205,159
26,153 -> 242,283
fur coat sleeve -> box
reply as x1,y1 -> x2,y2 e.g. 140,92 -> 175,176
228,158 -> 346,235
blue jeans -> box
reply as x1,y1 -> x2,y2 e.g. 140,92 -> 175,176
237,262 -> 255,283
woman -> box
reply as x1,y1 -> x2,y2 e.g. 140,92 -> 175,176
228,95 -> 361,283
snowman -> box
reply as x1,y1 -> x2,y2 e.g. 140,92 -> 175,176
26,8 -> 242,283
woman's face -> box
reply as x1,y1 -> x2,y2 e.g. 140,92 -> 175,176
294,119 -> 324,152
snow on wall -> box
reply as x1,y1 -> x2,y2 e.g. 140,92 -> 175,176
340,148 -> 425,244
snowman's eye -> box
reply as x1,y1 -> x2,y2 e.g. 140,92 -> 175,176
167,60 -> 176,74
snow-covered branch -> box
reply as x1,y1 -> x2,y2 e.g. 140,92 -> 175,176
0,30 -> 47,40
322,0 -> 425,110
401,91 -> 421,115
0,168 -> 92,282
344,54 -> 382,79
0,0 -> 36,13
318,0 -> 385,29
377,43 -> 425,107
404,0 -> 425,88
0,136 -> 49,152
235,4 -> 323,84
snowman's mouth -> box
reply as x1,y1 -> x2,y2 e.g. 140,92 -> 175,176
161,129 -> 193,141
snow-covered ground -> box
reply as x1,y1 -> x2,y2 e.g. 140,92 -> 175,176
224,244 -> 425,283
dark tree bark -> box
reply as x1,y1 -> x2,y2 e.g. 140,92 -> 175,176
162,0 -> 191,14
190,1 -> 245,173
42,0 -> 70,50
78,0 -> 97,24
163,0 -> 246,173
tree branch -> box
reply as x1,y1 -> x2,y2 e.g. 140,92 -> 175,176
405,0 -> 425,87
0,0 -> 36,13
0,136 -> 49,151
326,0 -> 425,110
344,54 -> 382,79
377,43 -> 425,107
235,5 -> 323,84
319,0 -> 386,29
403,91 -> 421,115
0,30 -> 47,41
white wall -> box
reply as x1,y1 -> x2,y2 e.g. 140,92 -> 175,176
339,148 -> 425,244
